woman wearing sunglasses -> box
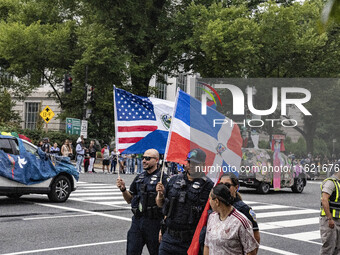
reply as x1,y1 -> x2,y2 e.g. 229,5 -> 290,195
204,184 -> 259,255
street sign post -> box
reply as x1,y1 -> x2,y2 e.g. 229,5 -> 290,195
66,118 -> 81,135
81,120 -> 88,139
40,106 -> 55,124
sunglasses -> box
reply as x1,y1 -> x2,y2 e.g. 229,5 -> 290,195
222,183 -> 235,188
142,156 -> 156,161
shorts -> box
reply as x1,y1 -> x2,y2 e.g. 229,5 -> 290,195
103,159 -> 110,165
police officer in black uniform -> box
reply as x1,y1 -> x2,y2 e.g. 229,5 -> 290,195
117,149 -> 168,255
156,148 -> 213,255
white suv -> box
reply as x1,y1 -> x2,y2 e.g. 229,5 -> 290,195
0,135 -> 78,202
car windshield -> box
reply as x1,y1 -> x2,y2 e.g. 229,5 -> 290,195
22,140 -> 38,156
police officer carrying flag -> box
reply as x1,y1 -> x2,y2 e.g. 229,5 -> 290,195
156,148 -> 214,255
117,149 -> 168,255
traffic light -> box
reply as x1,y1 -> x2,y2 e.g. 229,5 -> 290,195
86,85 -> 94,102
64,74 -> 72,93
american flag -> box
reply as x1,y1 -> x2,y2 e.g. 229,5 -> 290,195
114,87 -> 174,154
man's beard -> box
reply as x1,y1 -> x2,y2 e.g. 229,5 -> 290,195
144,165 -> 154,171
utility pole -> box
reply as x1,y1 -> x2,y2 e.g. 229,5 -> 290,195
83,66 -> 88,120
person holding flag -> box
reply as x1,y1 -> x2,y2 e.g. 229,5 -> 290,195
116,148 -> 168,255
156,148 -> 214,255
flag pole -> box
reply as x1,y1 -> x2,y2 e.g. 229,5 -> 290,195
117,152 -> 120,179
113,85 -> 120,180
160,156 -> 165,181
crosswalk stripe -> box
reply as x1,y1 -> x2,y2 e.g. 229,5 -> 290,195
74,189 -> 121,192
69,197 -> 130,209
79,186 -> 129,189
283,230 -> 320,241
260,245 -> 299,255
251,204 -> 291,211
77,196 -> 124,201
242,200 -> 258,205
259,217 -> 319,230
97,201 -> 129,205
309,181 -> 322,185
261,231 -> 321,245
77,183 -> 109,186
256,209 -> 318,219
71,192 -> 122,197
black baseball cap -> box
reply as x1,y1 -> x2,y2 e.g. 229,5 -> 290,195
186,148 -> 206,164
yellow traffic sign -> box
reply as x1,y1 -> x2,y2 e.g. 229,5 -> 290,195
40,106 -> 55,124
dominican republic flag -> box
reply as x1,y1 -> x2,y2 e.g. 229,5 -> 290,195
165,89 -> 242,181
164,89 -> 243,255
114,87 -> 174,154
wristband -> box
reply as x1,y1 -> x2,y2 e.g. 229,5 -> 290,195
120,187 -> 126,192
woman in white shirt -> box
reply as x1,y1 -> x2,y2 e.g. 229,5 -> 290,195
204,184 -> 259,255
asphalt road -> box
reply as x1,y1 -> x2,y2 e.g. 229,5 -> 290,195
0,170 -> 324,255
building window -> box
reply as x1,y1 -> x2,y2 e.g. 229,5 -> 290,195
25,102 -> 39,130
155,75 -> 167,99
176,74 -> 187,92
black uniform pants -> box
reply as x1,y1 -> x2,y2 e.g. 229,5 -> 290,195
127,216 -> 161,255
159,232 -> 192,255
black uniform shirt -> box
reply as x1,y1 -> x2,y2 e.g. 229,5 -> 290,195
129,168 -> 168,209
163,173 -> 213,230
233,195 -> 259,231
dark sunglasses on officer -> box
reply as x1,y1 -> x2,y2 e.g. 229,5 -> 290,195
142,156 -> 157,161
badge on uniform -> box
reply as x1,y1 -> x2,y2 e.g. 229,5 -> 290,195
249,209 -> 257,221
150,175 -> 158,185
192,181 -> 201,189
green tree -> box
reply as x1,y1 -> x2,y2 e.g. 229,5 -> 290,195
0,0 -> 78,101
0,88 -> 20,125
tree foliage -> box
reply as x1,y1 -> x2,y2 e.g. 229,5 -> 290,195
0,0 -> 339,151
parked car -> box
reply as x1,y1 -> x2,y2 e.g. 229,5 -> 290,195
238,148 -> 307,194
0,134 -> 78,202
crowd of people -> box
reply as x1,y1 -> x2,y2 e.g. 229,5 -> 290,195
37,136 -> 169,175
288,151 -> 340,179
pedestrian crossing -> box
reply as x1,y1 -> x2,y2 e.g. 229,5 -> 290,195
70,181 -> 131,208
244,199 -> 322,246
71,181 -> 322,253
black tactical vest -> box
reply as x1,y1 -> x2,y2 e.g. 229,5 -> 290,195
163,173 -> 213,230
131,168 -> 164,219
